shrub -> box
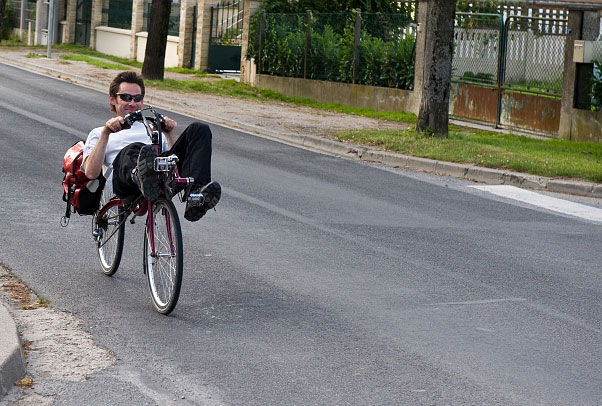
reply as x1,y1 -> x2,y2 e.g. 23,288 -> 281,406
383,35 -> 415,90
309,25 -> 345,81
261,15 -> 305,77
2,0 -> 14,40
250,7 -> 416,91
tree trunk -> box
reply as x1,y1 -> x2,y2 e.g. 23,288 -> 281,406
0,0 -> 7,41
141,0 -> 171,80
416,0 -> 456,137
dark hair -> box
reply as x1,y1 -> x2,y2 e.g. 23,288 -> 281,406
109,71 -> 145,112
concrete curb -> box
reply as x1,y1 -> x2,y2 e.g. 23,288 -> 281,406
0,301 -> 26,399
3,57 -> 602,199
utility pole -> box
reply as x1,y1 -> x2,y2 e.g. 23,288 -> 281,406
47,0 -> 55,58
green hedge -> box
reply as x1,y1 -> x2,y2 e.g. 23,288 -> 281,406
250,11 -> 415,91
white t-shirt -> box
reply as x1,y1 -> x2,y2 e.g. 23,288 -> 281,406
83,121 -> 169,192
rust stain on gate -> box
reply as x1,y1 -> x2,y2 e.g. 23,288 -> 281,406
449,83 -> 561,135
499,92 -> 561,135
450,83 -> 498,124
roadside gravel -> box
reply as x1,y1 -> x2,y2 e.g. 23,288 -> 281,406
0,265 -> 116,405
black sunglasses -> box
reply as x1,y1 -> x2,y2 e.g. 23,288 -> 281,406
117,93 -> 144,102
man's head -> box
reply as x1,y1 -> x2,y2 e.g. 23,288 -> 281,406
108,71 -> 145,117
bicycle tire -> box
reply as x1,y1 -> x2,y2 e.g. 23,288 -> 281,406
143,197 -> 183,315
93,200 -> 125,276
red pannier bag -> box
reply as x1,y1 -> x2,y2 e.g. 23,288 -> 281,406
61,141 -> 105,225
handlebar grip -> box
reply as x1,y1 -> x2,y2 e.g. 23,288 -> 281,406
155,113 -> 168,132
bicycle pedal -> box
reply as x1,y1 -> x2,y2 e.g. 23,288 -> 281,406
187,192 -> 205,207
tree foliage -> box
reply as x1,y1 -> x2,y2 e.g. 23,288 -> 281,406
0,0 -> 7,41
257,0 -> 409,13
456,0 -> 502,14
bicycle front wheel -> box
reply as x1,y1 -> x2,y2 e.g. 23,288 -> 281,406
143,197 -> 183,315
93,198 -> 125,276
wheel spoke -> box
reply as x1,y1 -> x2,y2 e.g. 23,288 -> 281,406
145,198 -> 183,314
94,192 -> 125,276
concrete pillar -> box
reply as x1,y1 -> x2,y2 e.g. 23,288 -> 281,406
177,0 -> 196,68
130,0 -> 145,59
193,0 -> 219,71
558,10 -> 599,140
89,0 -> 105,49
19,0 -> 27,41
409,0 -> 429,116
240,0 -> 261,83
62,0 -> 77,43
35,0 -> 47,45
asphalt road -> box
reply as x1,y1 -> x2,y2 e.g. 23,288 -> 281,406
1,64 -> 602,405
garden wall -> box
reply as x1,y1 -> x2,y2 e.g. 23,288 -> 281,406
255,74 -> 418,115
93,26 -> 180,67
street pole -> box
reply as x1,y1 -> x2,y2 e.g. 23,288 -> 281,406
19,0 -> 26,41
47,0 -> 54,58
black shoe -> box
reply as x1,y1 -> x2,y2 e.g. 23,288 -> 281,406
184,181 -> 221,222
136,145 -> 160,202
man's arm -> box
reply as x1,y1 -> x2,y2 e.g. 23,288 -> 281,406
83,116 -> 126,179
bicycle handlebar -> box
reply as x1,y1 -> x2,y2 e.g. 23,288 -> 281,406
123,109 -> 166,132
123,111 -> 143,127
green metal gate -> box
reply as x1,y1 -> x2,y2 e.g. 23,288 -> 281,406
208,0 -> 243,73
75,0 -> 92,46
451,12 -> 568,135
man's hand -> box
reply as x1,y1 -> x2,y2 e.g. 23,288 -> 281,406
162,116 -> 177,133
102,116 -> 127,137
162,116 -> 178,148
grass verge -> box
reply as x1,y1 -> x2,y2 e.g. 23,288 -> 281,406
60,53 -> 132,70
336,127 -> 602,182
146,78 -> 417,123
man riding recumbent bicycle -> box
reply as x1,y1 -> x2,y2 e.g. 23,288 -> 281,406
62,71 -> 220,315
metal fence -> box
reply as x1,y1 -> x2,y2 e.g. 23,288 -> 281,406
452,11 -> 569,96
453,13 -> 503,86
503,15 -> 568,94
257,6 -> 417,90
209,0 -> 243,46
207,0 -> 244,72
143,0 -> 181,37
8,0 -> 37,37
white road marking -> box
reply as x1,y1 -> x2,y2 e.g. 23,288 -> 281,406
470,185 -> 602,222
425,297 -> 527,306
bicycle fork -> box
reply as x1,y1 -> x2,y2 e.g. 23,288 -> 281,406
146,200 -> 176,260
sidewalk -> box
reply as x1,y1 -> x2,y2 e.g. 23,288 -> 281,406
0,302 -> 26,398
1,49 -> 602,397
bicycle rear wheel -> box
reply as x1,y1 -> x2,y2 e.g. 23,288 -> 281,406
93,198 -> 125,276
143,197 -> 183,315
